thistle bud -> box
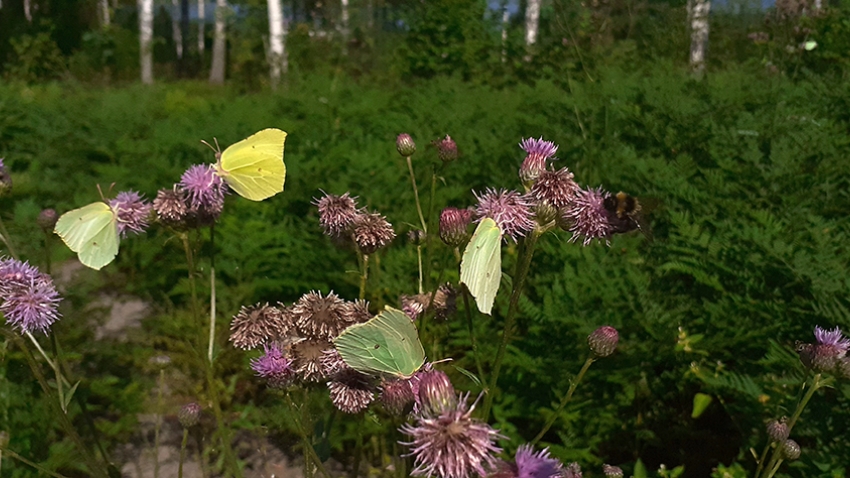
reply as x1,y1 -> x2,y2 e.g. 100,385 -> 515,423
0,159 -> 11,197
766,418 -> 789,443
602,465 -> 623,478
178,402 -> 202,428
37,209 -> 58,231
838,357 -> 850,379
588,326 -> 619,357
415,369 -> 456,416
434,135 -> 458,163
408,229 -> 426,246
380,378 -> 415,415
439,207 -> 474,247
781,439 -> 801,460
396,134 -> 416,157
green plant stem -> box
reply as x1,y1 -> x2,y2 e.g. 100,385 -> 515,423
179,429 -> 189,478
208,266 -> 216,363
154,369 -> 164,478
416,245 -> 423,294
0,446 -> 71,478
406,156 -> 427,233
481,228 -> 541,421
757,373 -> 827,478
180,233 -> 200,321
422,168 -> 438,291
531,355 -> 595,445
0,215 -> 18,259
359,253 -> 369,301
7,332 -> 109,478
285,393 -> 331,478
462,288 -> 486,386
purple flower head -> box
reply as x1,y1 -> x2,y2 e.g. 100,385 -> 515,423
315,192 -> 360,237
178,402 -> 202,428
519,137 -> 559,185
380,377 -> 416,415
562,187 -> 612,246
292,338 -> 334,382
434,135 -> 458,163
37,209 -> 58,231
439,207 -> 475,247
766,418 -> 789,443
250,343 -> 295,388
352,212 -> 396,254
415,369 -> 457,416
400,393 -> 503,478
291,290 -> 349,341
807,326 -> 850,373
109,191 -> 153,237
320,348 -> 350,377
328,370 -> 375,414
0,258 -> 61,335
529,168 -> 579,211
401,294 -> 428,321
511,445 -> 564,478
588,326 -> 619,357
397,134 -> 417,157
180,164 -> 226,212
153,186 -> 189,227
229,302 -> 290,350
475,188 -> 535,242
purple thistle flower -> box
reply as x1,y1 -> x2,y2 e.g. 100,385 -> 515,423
320,348 -> 350,377
328,370 -> 375,414
109,191 -> 152,237
397,134 -> 417,157
415,369 -> 457,416
37,209 -> 58,231
352,212 -> 396,254
519,137 -> 558,185
434,135 -> 458,163
380,378 -> 416,415
439,207 -> 475,247
807,325 -> 850,372
178,402 -> 202,428
250,343 -> 295,388
400,393 -> 503,478
180,164 -> 226,212
563,463 -> 583,478
315,192 -> 360,237
588,326 -> 619,357
529,168 -> 579,211
291,290 -> 350,341
229,302 -> 291,350
491,445 -> 563,478
475,188 -> 535,242
292,338 -> 334,382
401,294 -> 428,321
766,418 -> 789,443
153,186 -> 189,227
0,258 -> 61,334
562,187 -> 612,246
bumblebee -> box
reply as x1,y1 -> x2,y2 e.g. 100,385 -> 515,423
603,191 -> 645,235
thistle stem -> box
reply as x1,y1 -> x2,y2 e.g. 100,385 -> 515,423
406,156 -> 427,233
154,369 -> 165,478
178,429 -> 189,478
462,288 -> 486,387
0,215 -> 18,259
285,393 -> 331,478
481,228 -> 541,421
531,356 -> 595,445
208,266 -> 216,363
0,446 -> 71,478
358,253 -> 369,301
416,245 -> 423,294
8,332 -> 109,478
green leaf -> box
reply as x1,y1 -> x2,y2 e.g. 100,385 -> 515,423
634,458 -> 648,478
691,393 -> 713,418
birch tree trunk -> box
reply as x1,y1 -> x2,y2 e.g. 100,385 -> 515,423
687,0 -> 710,74
198,0 -> 205,54
524,0 -> 541,47
172,0 -> 184,59
209,0 -> 227,84
267,0 -> 284,88
340,0 -> 349,42
139,0 -> 154,84
99,0 -> 110,27
24,0 -> 32,22
501,0 -> 509,63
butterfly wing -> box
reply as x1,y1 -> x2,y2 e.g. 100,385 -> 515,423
460,218 -> 503,315
334,307 -> 425,379
219,128 -> 287,201
54,202 -> 120,270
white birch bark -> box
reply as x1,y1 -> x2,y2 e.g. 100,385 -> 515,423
24,0 -> 32,22
198,0 -> 205,54
209,0 -> 227,83
139,0 -> 154,84
524,0 -> 541,47
687,0 -> 710,73
340,0 -> 349,39
267,0 -> 284,88
813,0 -> 822,12
99,0 -> 110,27
501,3 -> 509,63
172,0 -> 183,59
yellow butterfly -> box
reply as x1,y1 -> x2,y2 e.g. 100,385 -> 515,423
208,128 -> 287,201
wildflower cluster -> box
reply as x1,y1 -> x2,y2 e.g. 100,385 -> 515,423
0,258 -> 62,334
315,192 -> 396,254
154,164 -> 228,229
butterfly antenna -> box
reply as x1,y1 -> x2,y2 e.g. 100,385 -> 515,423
95,183 -> 113,202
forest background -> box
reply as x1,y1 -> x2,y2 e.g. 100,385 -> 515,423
1,0 -> 850,476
